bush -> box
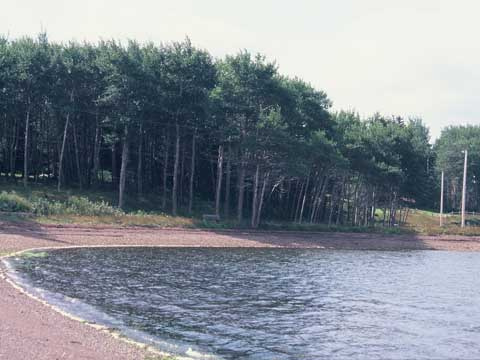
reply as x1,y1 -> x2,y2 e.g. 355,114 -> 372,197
0,191 -> 32,212
64,196 -> 122,216
31,196 -> 123,216
30,197 -> 59,216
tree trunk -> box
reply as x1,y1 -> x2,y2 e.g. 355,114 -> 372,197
112,143 -> 118,188
148,136 -> 154,189
251,163 -> 260,228
179,140 -> 186,206
314,177 -> 326,223
348,178 -> 358,225
290,180 -> 302,220
336,178 -> 346,225
383,202 -> 388,227
137,121 -> 144,197
328,183 -> 339,226
172,122 -> 180,215
390,191 -> 398,226
72,123 -> 82,189
298,173 -> 311,224
188,130 -> 196,214
255,171 -> 269,228
118,126 -> 129,209
57,113 -> 70,191
284,180 -> 292,217
92,117 -> 101,185
237,150 -> 246,223
215,145 -> 224,217
10,117 -> 19,180
294,180 -> 305,222
354,186 -> 360,226
162,131 -> 170,209
310,177 -> 322,223
224,144 -> 232,218
23,103 -> 30,187
371,190 -> 376,225
307,176 -> 320,223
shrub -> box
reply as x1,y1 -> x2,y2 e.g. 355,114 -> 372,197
0,191 -> 32,212
31,196 -> 123,216
64,196 -> 122,216
30,197 -> 58,216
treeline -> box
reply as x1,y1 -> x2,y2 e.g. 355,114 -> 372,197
435,125 -> 480,213
0,34 -> 436,227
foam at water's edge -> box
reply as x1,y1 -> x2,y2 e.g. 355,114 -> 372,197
1,248 -> 219,360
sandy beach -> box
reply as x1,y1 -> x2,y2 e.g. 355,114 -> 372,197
2,221 -> 480,360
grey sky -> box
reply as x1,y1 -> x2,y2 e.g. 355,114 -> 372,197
2,0 -> 479,140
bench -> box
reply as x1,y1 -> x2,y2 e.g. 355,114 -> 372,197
202,214 -> 220,223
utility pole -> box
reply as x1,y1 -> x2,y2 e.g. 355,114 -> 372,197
440,171 -> 444,227
461,150 -> 468,228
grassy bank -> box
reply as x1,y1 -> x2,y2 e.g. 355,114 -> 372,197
1,183 -> 480,236
401,209 -> 480,236
0,184 -> 197,228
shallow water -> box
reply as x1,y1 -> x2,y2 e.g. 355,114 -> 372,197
6,247 -> 480,359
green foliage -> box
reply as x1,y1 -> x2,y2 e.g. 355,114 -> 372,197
259,222 -> 410,235
0,191 -> 32,212
31,196 -> 123,216
0,33 -> 443,229
0,188 -> 121,216
435,125 -> 480,212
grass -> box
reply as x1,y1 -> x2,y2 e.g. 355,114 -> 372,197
0,183 -> 159,213
402,209 -> 480,236
35,213 -> 196,227
258,221 -> 410,234
0,191 -> 32,212
2,183 -> 480,236
0,183 -> 197,227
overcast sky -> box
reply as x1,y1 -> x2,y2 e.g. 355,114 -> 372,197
2,0 -> 479,140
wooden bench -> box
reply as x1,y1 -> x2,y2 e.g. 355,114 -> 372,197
202,214 -> 220,223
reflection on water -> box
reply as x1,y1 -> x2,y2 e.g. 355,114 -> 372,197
6,248 -> 480,359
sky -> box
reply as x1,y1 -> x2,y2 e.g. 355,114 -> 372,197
2,0 -> 479,141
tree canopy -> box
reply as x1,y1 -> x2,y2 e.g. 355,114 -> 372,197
0,34 -> 457,227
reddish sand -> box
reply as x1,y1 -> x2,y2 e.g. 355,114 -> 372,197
2,222 -> 480,360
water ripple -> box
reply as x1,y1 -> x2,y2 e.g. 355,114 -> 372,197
6,248 -> 480,359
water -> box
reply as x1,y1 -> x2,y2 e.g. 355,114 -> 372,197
5,247 -> 480,359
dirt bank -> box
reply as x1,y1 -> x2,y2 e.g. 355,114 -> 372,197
2,222 -> 480,360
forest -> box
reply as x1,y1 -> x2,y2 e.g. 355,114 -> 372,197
0,34 -> 475,228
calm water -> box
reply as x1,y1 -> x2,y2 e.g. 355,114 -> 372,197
6,247 -> 480,359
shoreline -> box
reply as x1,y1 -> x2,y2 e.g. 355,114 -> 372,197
1,249 -> 195,360
2,223 -> 480,360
